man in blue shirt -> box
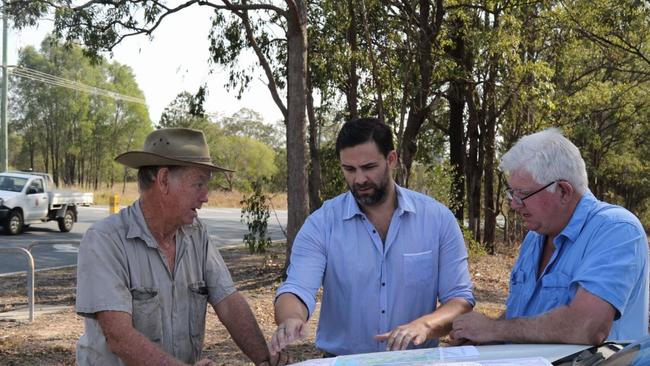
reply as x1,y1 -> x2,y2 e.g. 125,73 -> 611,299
269,118 -> 474,356
451,128 -> 649,345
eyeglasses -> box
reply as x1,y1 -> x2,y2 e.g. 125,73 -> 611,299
505,180 -> 558,206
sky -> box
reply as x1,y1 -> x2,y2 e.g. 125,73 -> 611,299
7,6 -> 284,125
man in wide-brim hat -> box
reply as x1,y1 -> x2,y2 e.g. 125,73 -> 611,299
75,128 -> 288,366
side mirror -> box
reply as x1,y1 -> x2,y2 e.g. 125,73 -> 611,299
27,187 -> 38,195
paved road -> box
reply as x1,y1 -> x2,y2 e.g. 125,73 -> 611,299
0,205 -> 287,275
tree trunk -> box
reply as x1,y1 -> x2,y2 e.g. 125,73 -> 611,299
483,91 -> 497,253
284,0 -> 310,277
306,68 -> 322,212
447,17 -> 467,221
395,0 -> 441,186
466,89 -> 482,242
346,0 -> 359,120
482,27 -> 499,253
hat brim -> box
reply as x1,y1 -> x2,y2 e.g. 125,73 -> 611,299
115,151 -> 234,172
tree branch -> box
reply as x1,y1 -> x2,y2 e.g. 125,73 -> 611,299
230,3 -> 288,120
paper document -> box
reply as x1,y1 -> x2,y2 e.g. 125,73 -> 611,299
434,357 -> 552,366
439,346 -> 480,360
333,348 -> 441,366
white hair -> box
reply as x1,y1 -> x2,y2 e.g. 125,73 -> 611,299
499,128 -> 588,195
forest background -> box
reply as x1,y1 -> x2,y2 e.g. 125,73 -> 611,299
4,0 -> 650,259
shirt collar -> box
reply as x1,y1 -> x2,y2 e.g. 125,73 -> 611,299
342,183 -> 415,220
557,190 -> 598,244
125,200 -> 159,248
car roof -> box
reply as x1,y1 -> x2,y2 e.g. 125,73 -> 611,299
1,171 -> 52,180
1,172 -> 33,179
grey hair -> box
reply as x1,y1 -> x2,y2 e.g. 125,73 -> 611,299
499,128 -> 588,195
137,166 -> 187,193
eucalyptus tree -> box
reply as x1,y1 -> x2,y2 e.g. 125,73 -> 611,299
9,39 -> 150,188
159,91 -> 212,130
4,0 -> 309,264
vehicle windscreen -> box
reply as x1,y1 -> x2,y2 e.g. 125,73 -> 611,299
0,176 -> 28,192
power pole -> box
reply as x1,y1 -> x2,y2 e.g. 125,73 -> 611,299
1,0 -> 7,172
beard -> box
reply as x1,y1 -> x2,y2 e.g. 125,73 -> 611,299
350,176 -> 389,206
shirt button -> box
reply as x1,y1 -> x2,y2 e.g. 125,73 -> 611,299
382,282 -> 385,286
373,230 -> 376,233
381,310 -> 385,314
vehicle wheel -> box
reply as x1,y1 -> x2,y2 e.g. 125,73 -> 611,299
58,209 -> 75,232
4,210 -> 24,235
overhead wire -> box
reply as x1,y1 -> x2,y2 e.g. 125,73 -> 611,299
5,65 -> 147,105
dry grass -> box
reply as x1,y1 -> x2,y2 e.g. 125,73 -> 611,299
62,182 -> 288,209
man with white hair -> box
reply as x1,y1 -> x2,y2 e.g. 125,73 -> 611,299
451,128 -> 648,345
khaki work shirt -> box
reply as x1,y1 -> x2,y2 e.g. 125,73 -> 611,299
75,200 -> 236,365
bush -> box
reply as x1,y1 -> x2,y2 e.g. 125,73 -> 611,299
463,227 -> 486,259
240,179 -> 272,253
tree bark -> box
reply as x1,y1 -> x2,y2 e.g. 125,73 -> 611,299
284,0 -> 309,276
395,0 -> 443,187
306,68 -> 322,212
447,17 -> 467,221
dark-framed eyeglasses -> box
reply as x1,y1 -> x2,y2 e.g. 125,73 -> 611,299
505,180 -> 559,206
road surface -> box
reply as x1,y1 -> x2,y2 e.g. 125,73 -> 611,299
0,205 -> 287,275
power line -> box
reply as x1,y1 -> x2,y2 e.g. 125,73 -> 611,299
5,65 -> 147,105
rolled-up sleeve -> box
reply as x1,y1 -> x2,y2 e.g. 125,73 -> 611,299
205,235 -> 237,306
276,212 -> 328,317
437,208 -> 475,306
573,221 -> 645,319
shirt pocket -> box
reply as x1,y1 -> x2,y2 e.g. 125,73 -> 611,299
130,287 -> 162,345
403,250 -> 434,287
188,281 -> 209,362
540,272 -> 572,308
505,269 -> 527,317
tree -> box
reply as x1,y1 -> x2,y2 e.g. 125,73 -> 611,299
4,0 -> 310,268
159,91 -> 212,130
8,0 -> 650,255
9,38 -> 151,188
219,108 -> 284,149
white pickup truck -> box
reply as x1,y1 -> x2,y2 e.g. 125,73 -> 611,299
0,171 -> 94,235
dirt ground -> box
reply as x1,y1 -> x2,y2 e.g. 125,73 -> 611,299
0,243 -> 515,365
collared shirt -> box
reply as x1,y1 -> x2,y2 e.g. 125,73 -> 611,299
76,200 -> 236,365
505,191 -> 649,340
277,185 -> 474,355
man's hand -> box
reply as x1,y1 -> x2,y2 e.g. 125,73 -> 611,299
269,317 -> 308,355
449,311 -> 497,345
374,320 -> 430,351
260,350 -> 291,366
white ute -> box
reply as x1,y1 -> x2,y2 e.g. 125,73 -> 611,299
0,171 -> 94,235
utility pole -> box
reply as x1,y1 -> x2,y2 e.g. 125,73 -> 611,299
1,0 -> 8,172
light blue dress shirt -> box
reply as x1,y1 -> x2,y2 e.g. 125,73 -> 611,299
505,191 -> 649,341
277,185 -> 474,355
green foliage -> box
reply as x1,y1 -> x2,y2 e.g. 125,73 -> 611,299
158,91 -> 212,130
219,108 -> 284,149
9,38 -> 151,187
463,227 -> 486,260
212,135 -> 278,192
268,148 -> 288,193
410,160 -> 455,208
319,144 -> 347,201
11,0 -> 650,236
240,179 -> 272,254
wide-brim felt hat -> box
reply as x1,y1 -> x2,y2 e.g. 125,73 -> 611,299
115,128 -> 233,172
